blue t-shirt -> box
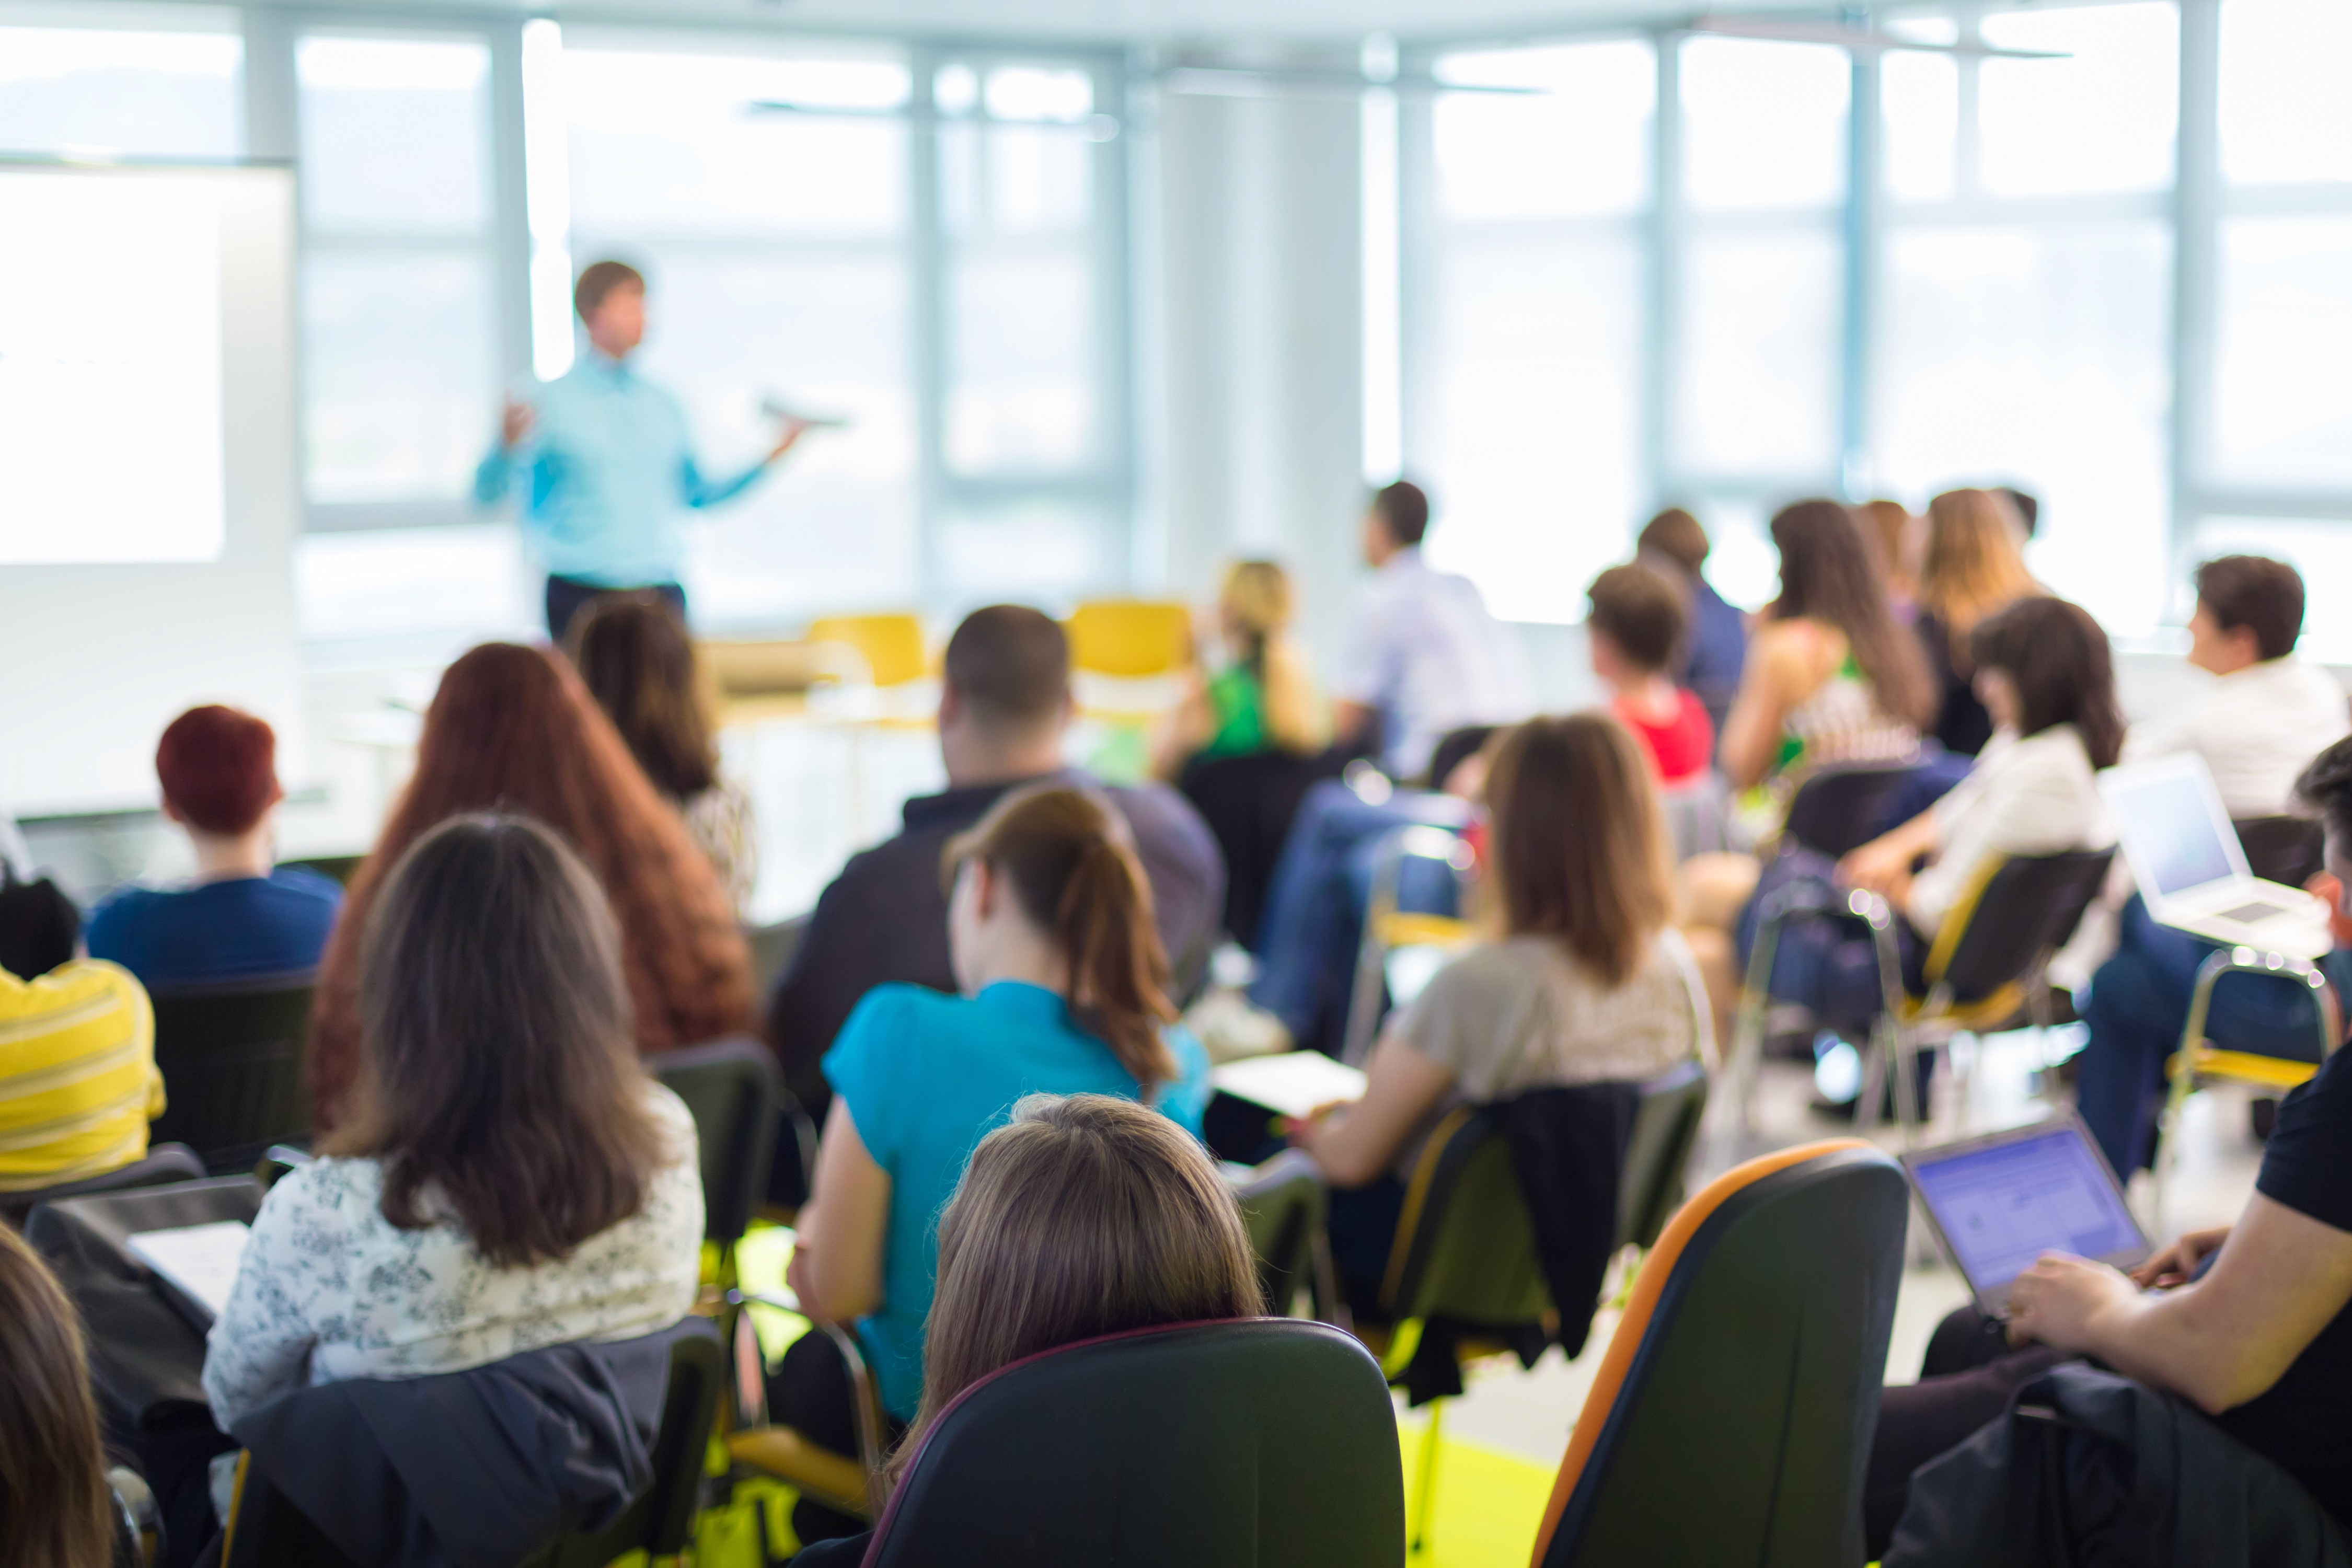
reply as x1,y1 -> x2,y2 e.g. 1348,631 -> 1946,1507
822,979 -> 1210,1419
84,869 -> 341,990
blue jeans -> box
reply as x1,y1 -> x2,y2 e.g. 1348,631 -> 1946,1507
1736,848 -> 1927,1040
2075,897 -> 2340,1174
1247,780 -> 1466,1055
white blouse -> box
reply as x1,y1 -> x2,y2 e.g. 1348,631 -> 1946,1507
202,1085 -> 705,1432
1909,723 -> 2115,939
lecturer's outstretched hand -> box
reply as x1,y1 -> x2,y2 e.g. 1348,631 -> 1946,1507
501,396 -> 536,450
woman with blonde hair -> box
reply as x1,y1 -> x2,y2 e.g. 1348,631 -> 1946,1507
1154,559 -> 1328,778
787,1093 -> 1261,1566
1856,499 -> 1923,619
1915,487 -> 2040,756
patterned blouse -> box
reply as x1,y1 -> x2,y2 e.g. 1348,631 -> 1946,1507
201,1086 -> 705,1431
681,779 -> 759,918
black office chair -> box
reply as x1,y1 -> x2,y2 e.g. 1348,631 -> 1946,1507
0,1142 -> 205,1229
146,971 -> 315,1174
2233,814 -> 2325,890
1224,1149 -> 1342,1324
1780,763 -> 1922,860
863,1319 -> 1403,1567
1530,1140 -> 1908,1568
1177,748 -> 1348,950
222,1318 -> 724,1568
743,915 -> 810,1002
1615,1060 -> 1709,1253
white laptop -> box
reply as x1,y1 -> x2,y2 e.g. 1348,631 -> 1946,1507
2099,754 -> 2331,960
1902,1115 -> 2149,1317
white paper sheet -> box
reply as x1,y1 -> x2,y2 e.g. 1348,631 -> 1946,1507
127,1220 -> 250,1322
1210,1052 -> 1370,1120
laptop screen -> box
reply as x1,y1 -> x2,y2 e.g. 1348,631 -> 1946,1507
2107,769 -> 2238,898
1909,1124 -> 2143,1293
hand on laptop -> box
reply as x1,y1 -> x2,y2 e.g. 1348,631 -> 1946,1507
2132,1226 -> 2231,1290
2006,1251 -> 2139,1352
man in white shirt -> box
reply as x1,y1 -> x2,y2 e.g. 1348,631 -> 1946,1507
1333,481 -> 1534,783
2079,556 -> 2351,1175
2121,555 -> 2350,816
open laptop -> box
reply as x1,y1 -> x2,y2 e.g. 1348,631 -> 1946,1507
1902,1115 -> 2149,1317
2100,753 -> 2331,960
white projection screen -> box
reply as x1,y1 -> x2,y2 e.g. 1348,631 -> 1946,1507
0,161 -> 304,814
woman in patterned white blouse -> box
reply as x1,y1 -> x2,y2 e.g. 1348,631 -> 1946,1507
201,813 -> 705,1431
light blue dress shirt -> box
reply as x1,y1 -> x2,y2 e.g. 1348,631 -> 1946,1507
473,350 -> 767,587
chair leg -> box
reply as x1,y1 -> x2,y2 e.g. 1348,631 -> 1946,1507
1410,1398 -> 1446,1559
1704,912 -> 1783,1176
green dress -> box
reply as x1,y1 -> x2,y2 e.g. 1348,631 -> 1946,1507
1198,665 -> 1269,760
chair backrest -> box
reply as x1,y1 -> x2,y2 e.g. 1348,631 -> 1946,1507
1177,748 -> 1347,950
1378,1108 -> 1549,1327
743,915 -> 809,1000
2234,815 -> 2325,890
1531,1140 -> 1907,1568
1659,773 -> 1734,862
1782,764 -> 1920,860
0,1142 -> 205,1229
1225,1149 -> 1327,1318
807,613 -> 929,687
865,1319 -> 1403,1567
146,972 -> 316,1174
650,1036 -> 783,1247
1614,1062 -> 1709,1252
1927,849 -> 2115,1004
1067,599 -> 1194,678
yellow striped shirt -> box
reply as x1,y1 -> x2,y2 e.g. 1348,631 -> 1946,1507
0,960 -> 164,1191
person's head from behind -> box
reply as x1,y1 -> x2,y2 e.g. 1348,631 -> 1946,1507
939,606 -> 1074,785
1585,564 -> 1687,690
1920,488 -> 2035,632
1997,486 -> 2040,538
575,259 -> 647,360
1635,508 -> 1710,578
1767,498 -> 1935,728
0,1225 -> 116,1568
1217,560 -> 1294,664
1855,500 -> 1922,598
567,596 -> 717,803
944,785 -> 1175,1089
1967,597 -> 2124,768
893,1092 -> 1260,1485
2190,555 -> 2304,676
2295,739 -> 2352,921
327,813 -> 666,1267
156,704 -> 281,856
1364,480 -> 1429,566
1484,714 -> 1672,986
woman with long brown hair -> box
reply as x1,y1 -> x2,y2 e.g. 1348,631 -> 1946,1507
307,641 -> 753,1127
775,784 -> 1212,1548
787,1093 -> 1261,1567
206,814 -> 704,1427
0,1224 -> 118,1568
568,596 -> 760,914
1914,487 -> 2041,756
1292,714 -> 1710,1313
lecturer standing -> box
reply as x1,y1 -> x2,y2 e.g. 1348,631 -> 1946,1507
475,259 -> 810,642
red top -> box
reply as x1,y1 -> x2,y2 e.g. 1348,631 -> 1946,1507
1612,688 -> 1714,786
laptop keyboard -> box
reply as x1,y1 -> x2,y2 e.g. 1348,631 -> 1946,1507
2217,900 -> 2297,924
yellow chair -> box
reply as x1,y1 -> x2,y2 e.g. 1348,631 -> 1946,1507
2151,946 -> 2339,1235
1067,599 -> 1194,678
808,613 -> 929,688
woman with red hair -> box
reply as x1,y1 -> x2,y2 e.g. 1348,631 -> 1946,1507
307,643 -> 755,1127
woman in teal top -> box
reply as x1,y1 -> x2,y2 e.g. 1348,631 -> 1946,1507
781,784 -> 1210,1458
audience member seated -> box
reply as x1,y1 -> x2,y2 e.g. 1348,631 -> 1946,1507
787,1093 -> 1260,1567
1153,559 -> 1328,780
1911,489 -> 2040,759
0,1222 -> 122,1568
1331,479 -> 1533,785
569,595 -> 760,915
197,815 -> 704,1524
769,606 -> 1222,1124
1635,506 -> 1748,738
776,787 -> 1212,1548
307,643 -> 753,1128
1741,596 -> 2120,1082
84,706 -> 340,990
0,958 -> 159,1195
2076,557 -> 2351,1175
1857,499 -> 1923,623
1585,564 -> 1714,787
1290,714 -> 1707,1314
1864,742 -> 2352,1554
0,798 -> 83,982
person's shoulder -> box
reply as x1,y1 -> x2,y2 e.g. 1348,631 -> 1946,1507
82,883 -> 164,951
268,867 -> 347,906
0,956 -> 146,1021
640,1080 -> 701,1164
836,983 -> 958,1054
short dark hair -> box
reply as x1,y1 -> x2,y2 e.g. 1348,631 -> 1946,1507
2295,737 -> 2352,849
1586,564 -> 1687,674
1636,508 -> 1710,573
2195,555 -> 2305,661
156,705 -> 279,836
574,259 -> 645,320
944,605 -> 1071,732
1371,481 -> 1430,548
1969,596 -> 2125,768
1997,487 -> 2040,538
